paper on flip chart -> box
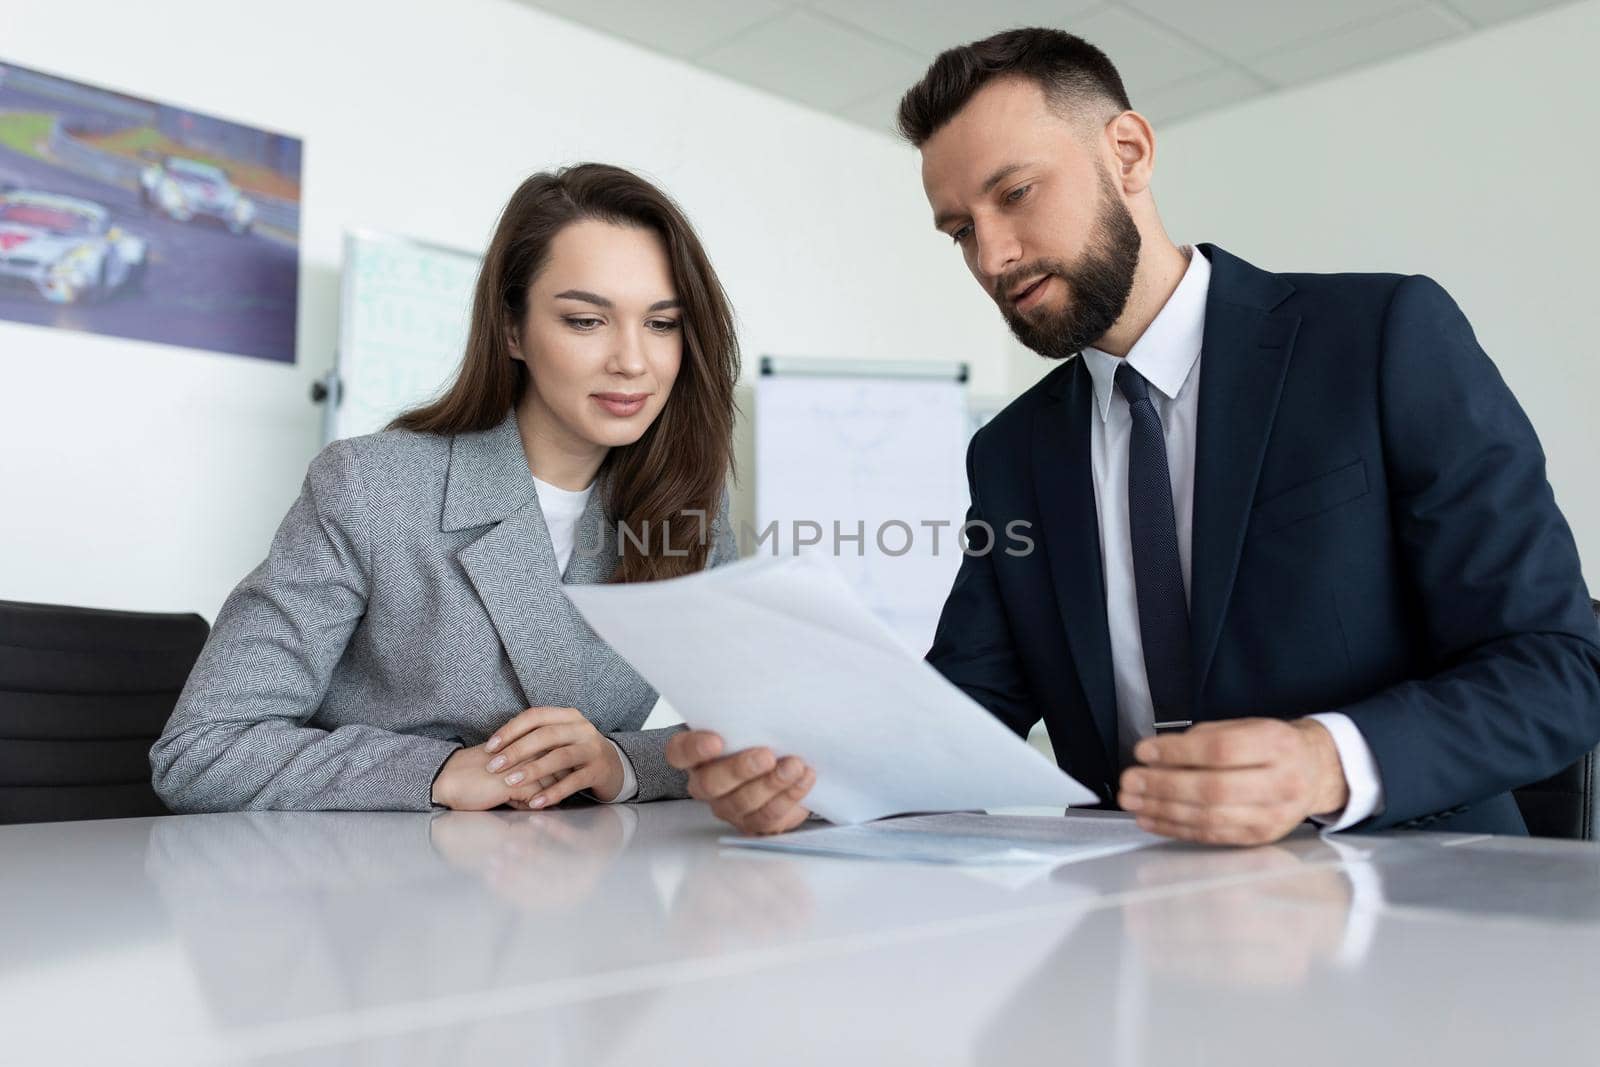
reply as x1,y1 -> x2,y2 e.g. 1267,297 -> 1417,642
721,812 -> 1164,866
563,553 -> 1098,823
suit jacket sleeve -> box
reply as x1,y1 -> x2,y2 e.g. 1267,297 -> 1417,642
150,441 -> 460,813
1336,275 -> 1600,829
604,486 -> 738,801
925,432 -> 1042,739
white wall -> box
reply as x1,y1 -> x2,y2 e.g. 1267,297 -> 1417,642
1012,0 -> 1600,586
1,0 -> 1007,619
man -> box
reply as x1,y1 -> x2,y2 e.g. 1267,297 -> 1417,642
667,28 -> 1600,843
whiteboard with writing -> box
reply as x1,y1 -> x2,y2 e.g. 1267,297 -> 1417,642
332,231 -> 482,442
754,370 -> 972,656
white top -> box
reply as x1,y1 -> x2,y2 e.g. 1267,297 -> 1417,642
1079,248 -> 1382,830
532,474 -> 595,575
532,474 -> 638,802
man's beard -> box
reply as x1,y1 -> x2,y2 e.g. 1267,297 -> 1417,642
998,171 -> 1141,361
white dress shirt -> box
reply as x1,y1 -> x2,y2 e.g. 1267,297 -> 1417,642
532,476 -> 639,803
1078,247 -> 1382,830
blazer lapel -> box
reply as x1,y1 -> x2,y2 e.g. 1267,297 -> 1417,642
1032,358 -> 1119,766
562,485 -> 616,586
1189,245 -> 1301,703
458,502 -> 584,709
557,482 -> 651,723
445,414 -> 579,709
447,419 -> 647,726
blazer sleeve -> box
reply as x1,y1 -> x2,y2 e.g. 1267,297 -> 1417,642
924,433 -> 1042,739
150,441 -> 461,813
603,485 -> 738,801
1335,275 -> 1600,829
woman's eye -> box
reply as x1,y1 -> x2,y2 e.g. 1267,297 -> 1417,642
647,319 -> 682,333
566,317 -> 603,330
1006,184 -> 1031,204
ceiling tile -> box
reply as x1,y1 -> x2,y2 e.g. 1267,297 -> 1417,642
805,0 -> 1104,60
1065,6 -> 1225,101
697,9 -> 929,111
515,0 -> 791,58
837,84 -> 911,138
1136,68 -> 1267,126
1247,5 -> 1466,87
1439,0 -> 1574,27
1121,0 -> 1417,62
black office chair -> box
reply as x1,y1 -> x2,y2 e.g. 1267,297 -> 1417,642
0,599 -> 208,824
1511,599 -> 1600,841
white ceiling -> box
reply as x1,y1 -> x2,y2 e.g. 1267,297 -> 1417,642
511,0 -> 1575,136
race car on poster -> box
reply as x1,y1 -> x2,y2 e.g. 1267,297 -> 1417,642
0,190 -> 148,304
140,157 -> 256,234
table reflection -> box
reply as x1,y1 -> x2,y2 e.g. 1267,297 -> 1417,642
141,806 -> 667,1037
429,805 -> 636,911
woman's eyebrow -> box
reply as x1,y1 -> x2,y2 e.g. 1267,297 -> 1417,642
554,289 -> 611,307
554,290 -> 680,313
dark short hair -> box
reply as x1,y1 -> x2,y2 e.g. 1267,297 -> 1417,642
896,27 -> 1132,147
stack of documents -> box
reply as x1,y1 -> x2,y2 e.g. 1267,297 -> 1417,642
722,812 -> 1164,867
565,553 -> 1099,824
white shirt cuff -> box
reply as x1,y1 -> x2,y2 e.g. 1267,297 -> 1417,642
597,736 -> 639,803
1306,712 -> 1384,831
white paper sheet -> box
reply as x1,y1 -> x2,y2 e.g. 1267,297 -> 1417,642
721,812 -> 1164,866
564,553 -> 1098,823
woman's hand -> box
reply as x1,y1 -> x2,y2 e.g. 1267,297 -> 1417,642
430,743 -> 515,811
482,706 -> 626,808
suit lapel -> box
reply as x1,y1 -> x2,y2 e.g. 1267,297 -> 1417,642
446,414 -> 639,721
557,482 -> 650,723
562,485 -> 616,586
1189,245 -> 1301,703
458,502 -> 584,709
1032,358 -> 1119,766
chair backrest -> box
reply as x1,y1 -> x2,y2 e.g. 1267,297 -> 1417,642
0,600 -> 208,824
1512,599 -> 1600,840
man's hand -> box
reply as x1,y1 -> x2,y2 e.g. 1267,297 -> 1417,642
665,730 -> 815,835
1117,718 -> 1350,845
478,706 -> 626,808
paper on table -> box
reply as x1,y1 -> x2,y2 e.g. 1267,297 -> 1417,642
564,553 -> 1098,823
722,812 -> 1164,866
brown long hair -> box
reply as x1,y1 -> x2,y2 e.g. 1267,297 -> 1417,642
391,163 -> 739,583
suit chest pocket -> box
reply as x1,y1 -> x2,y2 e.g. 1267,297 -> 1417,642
1253,459 -> 1369,532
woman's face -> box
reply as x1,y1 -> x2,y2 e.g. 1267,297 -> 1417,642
513,218 -> 683,455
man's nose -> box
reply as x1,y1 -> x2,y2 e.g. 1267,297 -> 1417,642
975,223 -> 1022,291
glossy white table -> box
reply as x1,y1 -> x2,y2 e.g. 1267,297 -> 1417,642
3,801 -> 1597,1066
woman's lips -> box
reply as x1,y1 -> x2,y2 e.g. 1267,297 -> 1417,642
594,393 -> 649,417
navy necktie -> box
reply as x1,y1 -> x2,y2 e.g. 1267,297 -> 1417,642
1114,362 -> 1193,755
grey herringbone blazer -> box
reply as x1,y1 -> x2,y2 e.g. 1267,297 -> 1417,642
151,412 -> 734,813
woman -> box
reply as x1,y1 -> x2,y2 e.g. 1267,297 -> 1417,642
151,163 -> 741,813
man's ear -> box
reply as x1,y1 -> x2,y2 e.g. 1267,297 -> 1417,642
1108,111 -> 1156,195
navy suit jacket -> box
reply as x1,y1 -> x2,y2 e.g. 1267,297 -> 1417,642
928,244 -> 1600,835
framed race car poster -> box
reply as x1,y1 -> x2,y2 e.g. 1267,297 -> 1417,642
0,59 -> 301,363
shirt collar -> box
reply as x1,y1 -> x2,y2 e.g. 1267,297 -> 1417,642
1082,245 -> 1211,422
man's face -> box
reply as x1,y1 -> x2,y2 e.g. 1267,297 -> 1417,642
920,77 -> 1141,359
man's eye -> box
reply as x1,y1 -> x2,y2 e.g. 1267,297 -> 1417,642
1006,184 -> 1031,204
950,225 -> 972,244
